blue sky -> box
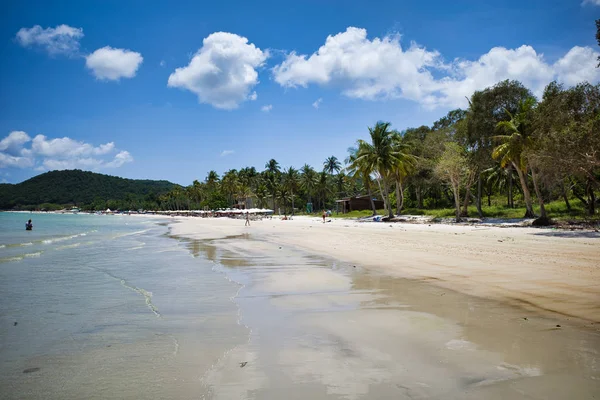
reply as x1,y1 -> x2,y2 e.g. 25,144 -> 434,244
1,0 -> 599,185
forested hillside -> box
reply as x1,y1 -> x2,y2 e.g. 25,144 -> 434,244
0,170 -> 177,210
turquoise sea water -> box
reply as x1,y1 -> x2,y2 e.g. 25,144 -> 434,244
0,212 -> 245,399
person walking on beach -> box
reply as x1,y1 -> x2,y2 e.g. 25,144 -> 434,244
322,210 -> 326,223
245,211 -> 250,226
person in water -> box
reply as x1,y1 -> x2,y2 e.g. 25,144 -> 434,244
25,219 -> 33,230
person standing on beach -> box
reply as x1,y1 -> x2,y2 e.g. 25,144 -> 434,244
245,212 -> 250,226
322,210 -> 326,223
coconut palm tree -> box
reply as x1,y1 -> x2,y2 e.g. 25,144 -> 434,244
353,121 -> 403,219
264,159 -> 281,212
205,170 -> 220,193
493,98 -> 538,218
346,144 -> 378,216
255,184 -> 269,208
221,169 -> 239,207
323,156 -> 341,175
300,164 -> 318,209
316,171 -> 331,210
391,134 -> 417,215
283,166 -> 300,215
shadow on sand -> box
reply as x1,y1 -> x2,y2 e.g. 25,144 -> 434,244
530,230 -> 600,239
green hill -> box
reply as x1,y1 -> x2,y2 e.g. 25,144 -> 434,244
0,170 -> 177,211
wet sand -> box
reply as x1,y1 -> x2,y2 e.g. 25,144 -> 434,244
168,216 -> 600,399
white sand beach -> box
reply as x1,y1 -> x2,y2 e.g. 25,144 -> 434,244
170,215 -> 600,324
162,215 -> 600,399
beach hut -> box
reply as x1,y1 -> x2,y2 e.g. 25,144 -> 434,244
335,195 -> 383,213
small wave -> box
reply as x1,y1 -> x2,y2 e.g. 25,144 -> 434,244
112,229 -> 151,239
0,255 -> 25,263
98,269 -> 161,317
0,245 -> 5,249
125,245 -> 145,251
20,242 -> 33,246
42,232 -> 88,244
56,243 -> 81,250
24,251 -> 42,258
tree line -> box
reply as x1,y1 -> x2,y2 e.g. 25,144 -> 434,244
157,79 -> 598,224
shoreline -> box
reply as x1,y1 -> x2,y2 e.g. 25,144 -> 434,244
168,215 -> 600,325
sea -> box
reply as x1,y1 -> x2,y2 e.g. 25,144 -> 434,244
0,212 -> 246,399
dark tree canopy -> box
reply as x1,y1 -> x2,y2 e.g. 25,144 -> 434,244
0,170 -> 176,210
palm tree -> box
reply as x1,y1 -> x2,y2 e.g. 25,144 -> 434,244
221,169 -> 239,207
391,134 -> 417,215
323,156 -> 341,175
316,171 -> 331,210
353,121 -> 403,219
300,164 -> 317,210
493,98 -> 538,219
264,159 -> 281,212
205,170 -> 220,193
283,166 -> 300,215
346,145 -> 378,216
255,184 -> 268,208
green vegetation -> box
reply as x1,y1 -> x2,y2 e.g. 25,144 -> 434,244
328,198 -> 590,221
0,169 -> 176,211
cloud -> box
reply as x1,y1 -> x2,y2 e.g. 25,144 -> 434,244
160,60 -> 166,67
85,46 -> 144,81
312,98 -> 323,109
249,91 -> 258,101
167,32 -> 268,109
220,150 -> 235,157
553,46 -> 600,86
15,24 -> 83,56
0,131 -> 31,155
272,27 -> 600,109
582,0 -> 600,5
0,131 -> 132,171
261,104 -> 273,112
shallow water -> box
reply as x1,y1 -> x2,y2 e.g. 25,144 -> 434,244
1,213 -> 598,399
0,213 -> 245,399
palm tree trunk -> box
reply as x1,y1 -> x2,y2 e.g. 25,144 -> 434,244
291,190 -> 295,216
367,183 -> 377,216
476,173 -> 483,218
508,167 -> 514,208
375,177 -> 386,212
383,179 -> 393,218
531,168 -> 547,220
395,179 -> 404,215
512,162 -> 535,218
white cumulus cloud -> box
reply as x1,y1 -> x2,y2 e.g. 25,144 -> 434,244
312,98 -> 323,109
168,32 -> 268,109
15,24 -> 83,56
261,104 -> 273,112
272,27 -> 600,109
85,46 -> 144,81
582,0 -> 600,5
0,131 -> 31,155
220,150 -> 235,157
0,131 -> 132,171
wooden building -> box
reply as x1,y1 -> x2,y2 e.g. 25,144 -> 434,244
335,195 -> 384,213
